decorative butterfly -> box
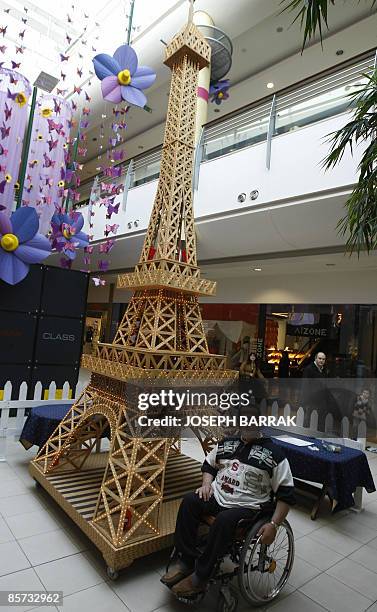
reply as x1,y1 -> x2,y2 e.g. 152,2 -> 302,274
78,147 -> 87,156
3,9 -> 10,13
104,223 -> 119,236
84,91 -> 91,102
80,120 -> 89,129
57,88 -> 68,96
84,12 -> 89,18
66,33 -> 72,44
60,257 -> 72,269
60,70 -> 66,80
0,26 -> 7,37
0,179 -> 6,193
0,123 -> 10,139
9,74 -> 18,84
59,53 -> 69,62
81,39 -> 87,46
18,29 -> 25,39
78,52 -> 83,59
76,67 -> 83,78
11,60 -> 21,69
54,100 -> 61,114
113,149 -> 125,161
15,45 -> 25,54
73,85 -> 82,95
4,102 -> 12,120
25,184 -> 33,193
23,6 -> 28,13
106,202 -> 120,219
91,46 -> 97,52
84,245 -> 94,254
48,119 -> 64,135
0,144 -> 8,156
48,138 -> 58,151
92,277 -> 106,286
21,17 -> 27,24
67,14 -> 72,23
99,239 -> 115,254
98,260 -> 109,272
43,152 -> 56,168
0,45 -> 6,53
82,107 -> 90,115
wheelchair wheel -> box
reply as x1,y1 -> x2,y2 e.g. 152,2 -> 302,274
217,585 -> 238,612
238,518 -> 294,606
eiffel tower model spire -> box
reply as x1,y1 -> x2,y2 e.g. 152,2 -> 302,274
30,8 -> 236,574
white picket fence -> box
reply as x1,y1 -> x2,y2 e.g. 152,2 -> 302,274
0,379 -> 86,461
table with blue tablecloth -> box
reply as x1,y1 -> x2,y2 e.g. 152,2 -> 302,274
20,404 -> 72,450
268,428 -> 376,518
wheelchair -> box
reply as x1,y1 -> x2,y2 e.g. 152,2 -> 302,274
166,509 -> 294,611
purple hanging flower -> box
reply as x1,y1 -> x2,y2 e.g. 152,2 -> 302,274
209,79 -> 230,105
51,210 -> 89,260
0,207 -> 51,285
93,44 -> 156,108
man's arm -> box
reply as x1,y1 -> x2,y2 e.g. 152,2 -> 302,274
258,455 -> 295,545
196,472 -> 214,501
258,500 -> 290,545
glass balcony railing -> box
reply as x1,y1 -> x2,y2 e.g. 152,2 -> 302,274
78,51 -> 375,205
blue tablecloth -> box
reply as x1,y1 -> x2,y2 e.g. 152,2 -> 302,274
20,404 -> 72,450
269,429 -> 376,511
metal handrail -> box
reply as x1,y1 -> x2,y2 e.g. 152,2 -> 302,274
77,50 -> 375,200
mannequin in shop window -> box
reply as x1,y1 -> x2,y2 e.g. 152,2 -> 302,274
239,352 -> 266,407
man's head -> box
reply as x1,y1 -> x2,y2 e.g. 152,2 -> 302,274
314,352 -> 326,370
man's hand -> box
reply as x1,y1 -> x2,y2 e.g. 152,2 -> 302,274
195,484 -> 213,501
257,522 -> 277,546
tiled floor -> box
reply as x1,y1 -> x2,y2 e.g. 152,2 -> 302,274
0,438 -> 376,612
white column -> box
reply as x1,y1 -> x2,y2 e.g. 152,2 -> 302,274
193,10 -> 214,145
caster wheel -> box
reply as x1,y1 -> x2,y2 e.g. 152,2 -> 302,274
107,566 -> 119,581
217,585 -> 238,612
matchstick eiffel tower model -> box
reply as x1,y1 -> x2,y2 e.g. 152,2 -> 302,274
30,8 -> 236,574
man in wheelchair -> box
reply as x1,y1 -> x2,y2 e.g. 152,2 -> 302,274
161,418 -> 295,600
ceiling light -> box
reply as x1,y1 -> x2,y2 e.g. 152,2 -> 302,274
276,26 -> 284,33
266,82 -> 274,89
336,49 -> 344,56
326,263 -> 335,267
250,190 -> 259,201
253,268 -> 262,272
138,145 -> 144,150
214,108 -> 220,113
110,159 -> 115,163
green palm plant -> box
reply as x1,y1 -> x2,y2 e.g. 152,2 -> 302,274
281,0 -> 377,253
280,0 -> 376,51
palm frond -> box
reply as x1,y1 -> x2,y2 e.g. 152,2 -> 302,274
280,0 -> 376,50
324,68 -> 377,254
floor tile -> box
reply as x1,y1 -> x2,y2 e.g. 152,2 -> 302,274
328,514 -> 377,544
287,558 -> 321,589
0,493 -> 46,518
349,544 -> 377,574
109,564 -> 170,612
0,478 -> 29,498
266,590 -> 327,611
367,537 -> 377,550
300,572 -> 373,612
5,509 -> 63,540
327,557 -> 377,601
295,535 -> 344,570
0,464 -> 19,482
0,540 -> 30,576
365,603 -> 377,611
34,552 -> 105,597
57,582 -> 128,612
284,510 -> 325,536
18,529 -> 85,566
0,567 -> 46,612
0,516 -> 15,543
308,525 -> 362,555
347,508 -> 377,531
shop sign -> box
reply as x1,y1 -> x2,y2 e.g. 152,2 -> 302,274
287,314 -> 331,338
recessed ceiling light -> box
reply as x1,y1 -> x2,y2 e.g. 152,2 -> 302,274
92,137 -> 97,141
336,49 -> 344,56
326,263 -> 336,267
253,268 -> 262,272
267,82 -> 274,89
276,26 -> 284,33
214,108 -> 220,113
138,145 -> 144,150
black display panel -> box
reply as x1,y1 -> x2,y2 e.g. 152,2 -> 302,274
0,364 -> 32,399
30,364 -> 80,398
0,264 -> 43,314
0,312 -> 38,364
34,316 -> 84,366
41,266 -> 89,319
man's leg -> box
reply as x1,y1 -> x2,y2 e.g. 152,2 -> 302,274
172,506 -> 256,596
161,492 -> 220,587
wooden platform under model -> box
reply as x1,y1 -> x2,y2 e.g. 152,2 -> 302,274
29,451 -> 202,573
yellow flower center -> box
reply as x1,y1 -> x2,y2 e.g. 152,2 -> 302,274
218,91 -> 224,99
63,228 -> 72,240
41,108 -> 52,118
117,69 -> 131,86
15,92 -> 27,107
1,233 -> 19,252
